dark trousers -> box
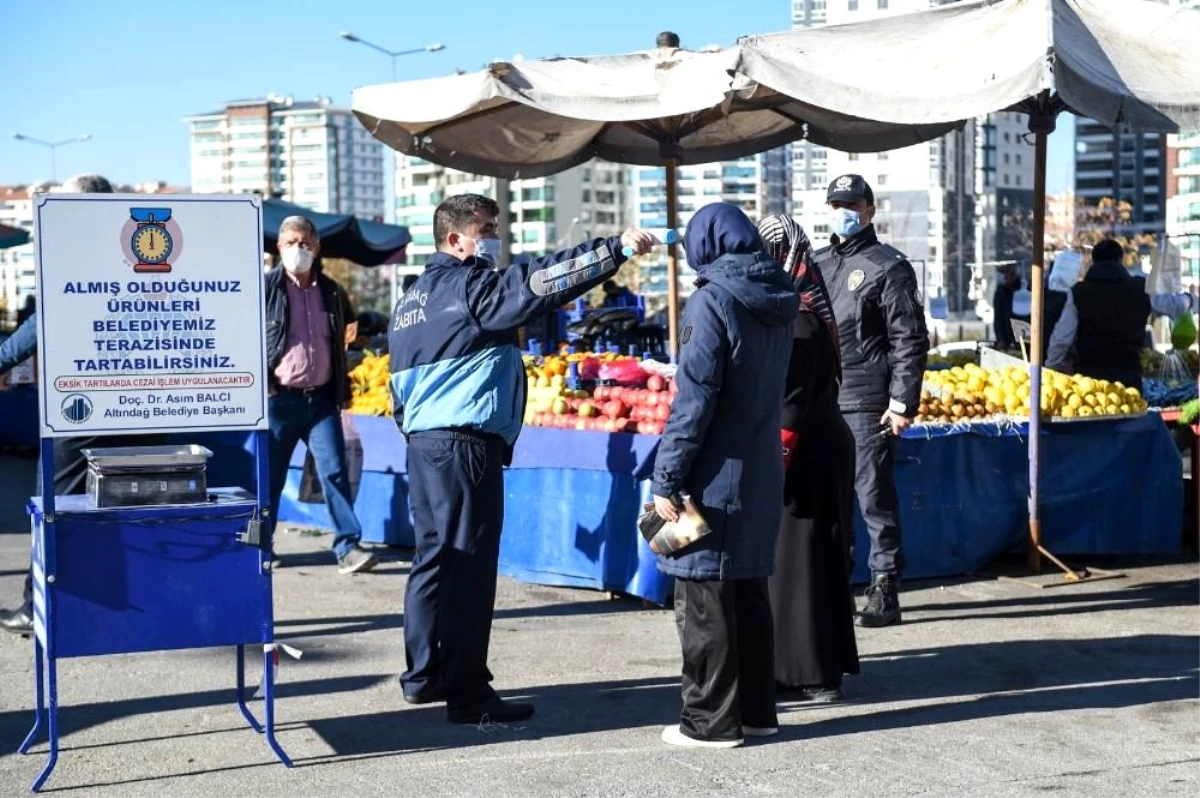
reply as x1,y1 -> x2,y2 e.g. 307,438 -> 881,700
267,388 -> 361,559
401,430 -> 506,708
844,411 -> 904,576
674,577 -> 777,741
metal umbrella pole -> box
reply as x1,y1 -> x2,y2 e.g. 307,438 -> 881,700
1010,92 -> 1123,587
665,158 -> 681,357
1026,103 -> 1049,573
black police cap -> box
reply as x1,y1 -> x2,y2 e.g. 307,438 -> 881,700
827,174 -> 875,205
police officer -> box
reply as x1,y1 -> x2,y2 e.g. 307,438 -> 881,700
813,174 -> 929,628
389,193 -> 653,724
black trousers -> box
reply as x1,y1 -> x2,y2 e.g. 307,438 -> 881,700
843,411 -> 904,576
674,577 -> 777,741
400,430 -> 505,708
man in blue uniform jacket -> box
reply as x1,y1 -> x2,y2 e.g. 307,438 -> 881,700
389,193 -> 653,724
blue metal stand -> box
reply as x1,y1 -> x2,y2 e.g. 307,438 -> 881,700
19,430 -> 291,792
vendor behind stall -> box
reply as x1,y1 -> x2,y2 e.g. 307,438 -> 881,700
601,279 -> 637,308
1047,239 -> 1194,391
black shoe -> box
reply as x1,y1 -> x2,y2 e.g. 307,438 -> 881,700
403,684 -> 447,705
856,573 -> 901,628
799,685 -> 844,703
0,603 -> 33,636
448,697 -> 535,725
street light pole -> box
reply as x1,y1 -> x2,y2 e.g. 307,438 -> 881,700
12,133 -> 92,182
339,32 -> 445,81
340,32 -> 446,309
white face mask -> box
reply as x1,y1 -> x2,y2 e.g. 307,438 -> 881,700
471,237 -> 502,265
281,245 -> 314,274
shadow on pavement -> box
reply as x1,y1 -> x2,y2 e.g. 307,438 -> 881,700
8,630 -> 1196,790
901,577 -> 1199,625
0,673 -> 390,752
302,674 -> 681,761
274,594 -> 653,642
837,632 -> 1198,710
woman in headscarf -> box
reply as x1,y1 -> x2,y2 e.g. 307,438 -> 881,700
757,214 -> 860,702
651,203 -> 798,748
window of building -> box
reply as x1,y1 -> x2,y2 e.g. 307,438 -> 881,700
878,0 -> 888,7
583,189 -> 593,202
877,222 -> 890,235
1015,175 -> 1022,187
878,151 -> 888,161
848,153 -> 859,161
522,228 -> 540,243
848,0 -> 858,9
1003,153 -> 1010,165
1180,175 -> 1200,194
596,191 -> 616,204
1003,174 -> 1010,186
877,174 -> 887,186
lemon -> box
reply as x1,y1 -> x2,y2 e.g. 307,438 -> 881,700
1078,406 -> 1094,417
1060,405 -> 1077,418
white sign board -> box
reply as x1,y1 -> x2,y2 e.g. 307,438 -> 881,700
34,194 -> 268,437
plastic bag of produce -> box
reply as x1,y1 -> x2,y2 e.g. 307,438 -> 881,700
599,358 -> 648,386
578,356 -> 602,381
1171,311 -> 1197,351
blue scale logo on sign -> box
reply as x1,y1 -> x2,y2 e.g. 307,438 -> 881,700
60,394 -> 94,424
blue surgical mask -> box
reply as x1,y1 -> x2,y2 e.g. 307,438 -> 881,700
472,237 -> 502,265
830,207 -> 864,239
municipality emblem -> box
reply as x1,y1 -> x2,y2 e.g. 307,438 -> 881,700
848,269 -> 865,292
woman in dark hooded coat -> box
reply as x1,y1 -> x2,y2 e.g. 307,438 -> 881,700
757,214 -> 860,702
651,203 -> 798,748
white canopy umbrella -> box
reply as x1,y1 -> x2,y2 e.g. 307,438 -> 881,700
738,0 -> 1200,132
739,0 -> 1200,578
353,38 -> 954,353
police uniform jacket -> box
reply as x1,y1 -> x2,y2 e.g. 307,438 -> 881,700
813,225 -> 929,417
389,238 -> 626,447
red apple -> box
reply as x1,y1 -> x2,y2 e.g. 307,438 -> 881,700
645,392 -> 660,408
655,403 -> 670,421
594,386 -> 609,401
651,422 -> 666,435
647,374 -> 666,393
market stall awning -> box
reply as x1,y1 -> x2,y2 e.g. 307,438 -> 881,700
263,199 -> 410,267
0,223 -> 29,250
351,44 -> 955,180
737,0 -> 1200,133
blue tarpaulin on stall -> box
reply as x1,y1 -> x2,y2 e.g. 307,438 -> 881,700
0,223 -> 29,250
250,413 -> 1182,604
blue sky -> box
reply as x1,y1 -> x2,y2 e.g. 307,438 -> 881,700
0,0 -> 1074,192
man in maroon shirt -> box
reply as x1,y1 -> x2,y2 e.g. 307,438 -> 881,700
264,216 -> 376,573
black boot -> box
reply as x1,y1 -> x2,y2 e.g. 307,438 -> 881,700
856,573 -> 901,628
0,602 -> 34,636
